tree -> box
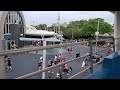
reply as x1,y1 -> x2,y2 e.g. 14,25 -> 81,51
63,18 -> 113,39
82,18 -> 113,36
35,24 -> 47,30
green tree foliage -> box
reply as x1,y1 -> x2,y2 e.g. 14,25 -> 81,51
35,24 -> 47,30
34,18 -> 113,40
81,18 -> 113,36
63,18 -> 113,39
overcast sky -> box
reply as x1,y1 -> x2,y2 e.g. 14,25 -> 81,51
23,11 -> 114,26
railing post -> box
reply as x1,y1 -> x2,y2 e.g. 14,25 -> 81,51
42,40 -> 46,79
113,38 -> 115,52
89,39 -> 93,73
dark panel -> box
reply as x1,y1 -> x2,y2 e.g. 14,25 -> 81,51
9,24 -> 19,47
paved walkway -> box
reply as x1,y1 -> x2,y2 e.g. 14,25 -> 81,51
6,45 -> 107,79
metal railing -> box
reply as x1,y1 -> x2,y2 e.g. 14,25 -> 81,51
15,44 -> 110,79
0,38 -> 119,79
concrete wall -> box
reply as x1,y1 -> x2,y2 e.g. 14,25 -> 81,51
0,11 -> 26,79
114,11 -> 120,51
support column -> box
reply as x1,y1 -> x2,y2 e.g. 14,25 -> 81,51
114,11 -> 120,52
42,40 -> 46,79
0,42 -> 5,79
0,57 -> 5,79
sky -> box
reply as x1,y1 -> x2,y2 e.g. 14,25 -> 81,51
23,11 -> 114,26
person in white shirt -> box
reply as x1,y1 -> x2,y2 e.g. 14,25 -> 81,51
80,60 -> 86,71
54,55 -> 57,65
38,57 -> 43,70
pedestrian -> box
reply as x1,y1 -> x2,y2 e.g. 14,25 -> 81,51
38,56 -> 43,70
68,48 -> 71,55
11,41 -> 17,49
58,54 -> 62,63
59,66 -> 63,74
63,63 -> 69,75
4,55 -> 9,62
85,59 -> 88,66
68,66 -> 72,76
56,73 -> 62,79
76,53 -> 79,58
54,55 -> 57,65
107,48 -> 113,56
100,55 -> 103,61
81,60 -> 86,71
6,57 -> 13,71
48,58 -> 54,73
76,53 -> 80,61
96,56 -> 100,63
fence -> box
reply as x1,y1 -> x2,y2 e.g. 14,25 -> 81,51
0,38 -> 118,79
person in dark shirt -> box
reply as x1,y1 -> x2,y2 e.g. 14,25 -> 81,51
48,58 -> 54,73
76,53 -> 80,61
6,57 -> 12,71
76,53 -> 79,58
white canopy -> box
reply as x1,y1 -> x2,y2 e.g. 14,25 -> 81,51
25,25 -> 57,36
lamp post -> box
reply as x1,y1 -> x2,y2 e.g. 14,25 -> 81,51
95,19 -> 100,52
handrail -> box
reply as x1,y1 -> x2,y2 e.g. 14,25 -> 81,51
68,59 -> 103,79
0,38 -> 118,79
15,54 -> 89,79
0,39 -> 111,56
68,42 -> 120,79
15,47 -> 109,79
68,67 -> 90,79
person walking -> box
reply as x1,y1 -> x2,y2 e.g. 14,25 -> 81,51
68,66 -> 72,76
54,55 -> 57,65
6,57 -> 13,71
48,58 -> 54,73
38,57 -> 43,70
80,60 -> 86,71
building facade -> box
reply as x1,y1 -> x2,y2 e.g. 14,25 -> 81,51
0,11 -> 26,50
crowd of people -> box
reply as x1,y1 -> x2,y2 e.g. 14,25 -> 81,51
37,53 -> 73,79
4,40 -> 114,79
37,43 -> 112,79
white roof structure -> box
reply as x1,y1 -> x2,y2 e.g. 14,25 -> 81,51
25,25 -> 57,36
